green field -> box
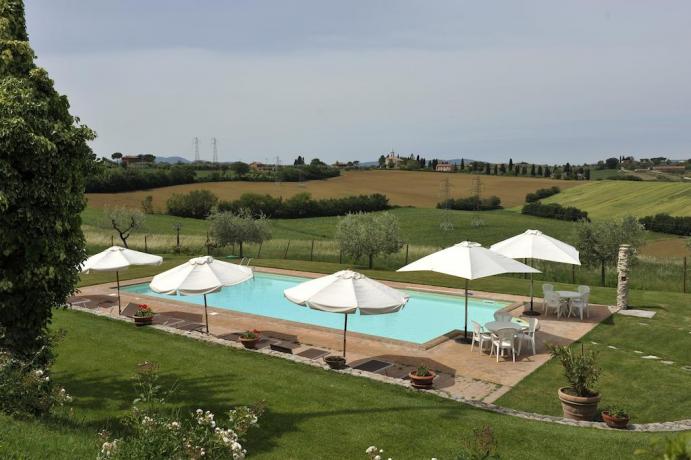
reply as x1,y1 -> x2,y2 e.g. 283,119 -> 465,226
0,309 -> 668,459
543,181 -> 691,219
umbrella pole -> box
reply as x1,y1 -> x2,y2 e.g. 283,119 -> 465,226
203,294 -> 209,334
458,279 -> 472,344
342,313 -> 348,358
524,268 -> 541,317
116,271 -> 121,315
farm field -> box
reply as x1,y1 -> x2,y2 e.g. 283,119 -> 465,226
85,169 -> 582,211
542,180 -> 691,218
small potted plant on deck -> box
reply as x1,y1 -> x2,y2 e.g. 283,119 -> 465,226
133,304 -> 154,326
409,365 -> 436,389
602,406 -> 630,429
548,343 -> 601,421
324,355 -> 347,370
239,329 -> 261,349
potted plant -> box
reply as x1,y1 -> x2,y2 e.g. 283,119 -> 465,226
323,355 -> 347,370
409,366 -> 436,389
239,329 -> 261,349
133,304 -> 154,326
548,343 -> 601,421
602,406 -> 630,429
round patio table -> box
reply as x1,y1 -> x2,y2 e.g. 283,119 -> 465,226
483,320 -> 527,333
557,290 -> 581,316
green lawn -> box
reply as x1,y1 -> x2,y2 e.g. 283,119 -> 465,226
543,181 -> 691,219
0,310 -> 667,459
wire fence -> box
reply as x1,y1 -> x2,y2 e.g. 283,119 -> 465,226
86,230 -> 690,294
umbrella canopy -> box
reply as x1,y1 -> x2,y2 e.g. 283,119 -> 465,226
80,246 -> 163,313
490,230 -> 580,315
490,229 -> 580,265
284,270 -> 408,356
398,241 -> 539,342
149,256 -> 253,333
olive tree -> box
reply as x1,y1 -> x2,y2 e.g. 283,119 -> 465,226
574,216 -> 645,286
336,212 -> 402,269
209,209 -> 271,257
0,0 -> 95,356
101,207 -> 146,248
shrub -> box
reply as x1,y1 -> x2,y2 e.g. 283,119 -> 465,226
86,165 -> 196,193
521,202 -> 588,221
437,195 -> 502,211
166,190 -> 219,219
547,344 -> 600,397
209,209 -> 271,258
606,174 -> 642,181
525,186 -> 560,203
639,213 -> 691,236
218,193 -> 390,219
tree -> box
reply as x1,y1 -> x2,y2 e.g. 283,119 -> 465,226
111,152 -> 123,163
310,158 -> 325,166
508,158 -> 513,171
537,165 -> 543,176
293,155 -> 305,166
209,209 -> 271,257
460,158 -> 465,171
530,164 -> 536,176
229,161 -> 250,177
484,163 -> 491,175
166,190 -> 218,219
575,216 -> 645,286
605,157 -> 620,169
0,0 -> 95,357
378,155 -> 386,168
335,212 -> 402,269
103,207 -> 145,247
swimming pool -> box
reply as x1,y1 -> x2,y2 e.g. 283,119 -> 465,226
123,272 -> 510,344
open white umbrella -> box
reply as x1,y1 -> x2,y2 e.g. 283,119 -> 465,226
80,246 -> 163,314
490,229 -> 581,316
150,256 -> 253,333
398,241 -> 539,343
284,270 -> 408,357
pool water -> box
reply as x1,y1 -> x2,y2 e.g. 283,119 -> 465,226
123,272 -> 509,344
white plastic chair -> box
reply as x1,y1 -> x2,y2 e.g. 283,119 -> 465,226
542,284 -> 554,313
517,318 -> 539,355
543,292 -> 564,318
489,328 -> 517,363
470,321 -> 491,352
493,311 -> 512,322
570,291 -> 590,320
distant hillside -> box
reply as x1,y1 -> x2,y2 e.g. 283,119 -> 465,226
156,156 -> 191,164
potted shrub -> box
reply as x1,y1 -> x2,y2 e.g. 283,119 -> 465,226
409,366 -> 436,389
239,329 -> 261,349
324,355 -> 347,370
133,304 -> 154,326
602,406 -> 630,429
548,343 -> 601,421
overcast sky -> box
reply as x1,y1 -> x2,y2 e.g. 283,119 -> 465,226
25,1 -> 691,164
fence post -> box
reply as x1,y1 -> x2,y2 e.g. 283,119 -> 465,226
111,235 -> 114,246
144,235 -> 148,253
310,240 -> 315,261
284,240 -> 291,259
684,256 -> 687,293
257,242 -> 263,259
339,248 -> 343,264
405,244 -> 409,265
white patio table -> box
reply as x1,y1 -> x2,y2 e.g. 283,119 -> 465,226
483,320 -> 528,357
557,290 -> 581,317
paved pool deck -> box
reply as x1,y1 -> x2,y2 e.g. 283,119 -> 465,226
74,266 -> 615,403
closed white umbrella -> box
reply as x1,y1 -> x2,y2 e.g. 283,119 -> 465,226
150,256 -> 253,333
398,241 -> 539,343
284,270 -> 408,357
490,229 -> 581,316
80,246 -> 163,314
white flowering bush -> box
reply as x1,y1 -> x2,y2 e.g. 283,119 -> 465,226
0,331 -> 73,417
98,362 -> 263,459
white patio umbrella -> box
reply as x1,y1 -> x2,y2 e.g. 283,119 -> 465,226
490,230 -> 581,316
397,241 -> 539,343
149,256 -> 253,333
284,270 -> 409,357
80,246 -> 163,314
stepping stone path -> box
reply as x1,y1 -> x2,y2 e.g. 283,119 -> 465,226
642,355 -> 660,360
618,309 -> 656,318
634,350 -> 643,354
607,345 -> 618,349
661,361 -> 675,365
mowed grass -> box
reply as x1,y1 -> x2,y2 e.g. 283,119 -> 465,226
0,309 -> 663,459
85,169 -> 582,211
543,180 -> 691,218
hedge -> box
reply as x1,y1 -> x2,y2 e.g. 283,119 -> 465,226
639,213 -> 691,236
525,186 -> 560,203
521,201 -> 588,222
436,195 -> 501,211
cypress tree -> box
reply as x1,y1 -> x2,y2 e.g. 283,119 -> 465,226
0,0 -> 95,357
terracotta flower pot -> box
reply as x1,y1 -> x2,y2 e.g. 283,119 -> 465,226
324,355 -> 347,370
602,411 -> 630,429
134,316 -> 153,327
558,387 -> 601,421
239,336 -> 260,349
409,370 -> 436,389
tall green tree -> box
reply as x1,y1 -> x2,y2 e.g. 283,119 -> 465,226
336,212 -> 402,269
209,209 -> 271,257
0,0 -> 95,356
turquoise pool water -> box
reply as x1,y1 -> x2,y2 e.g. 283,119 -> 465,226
123,272 -> 509,344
